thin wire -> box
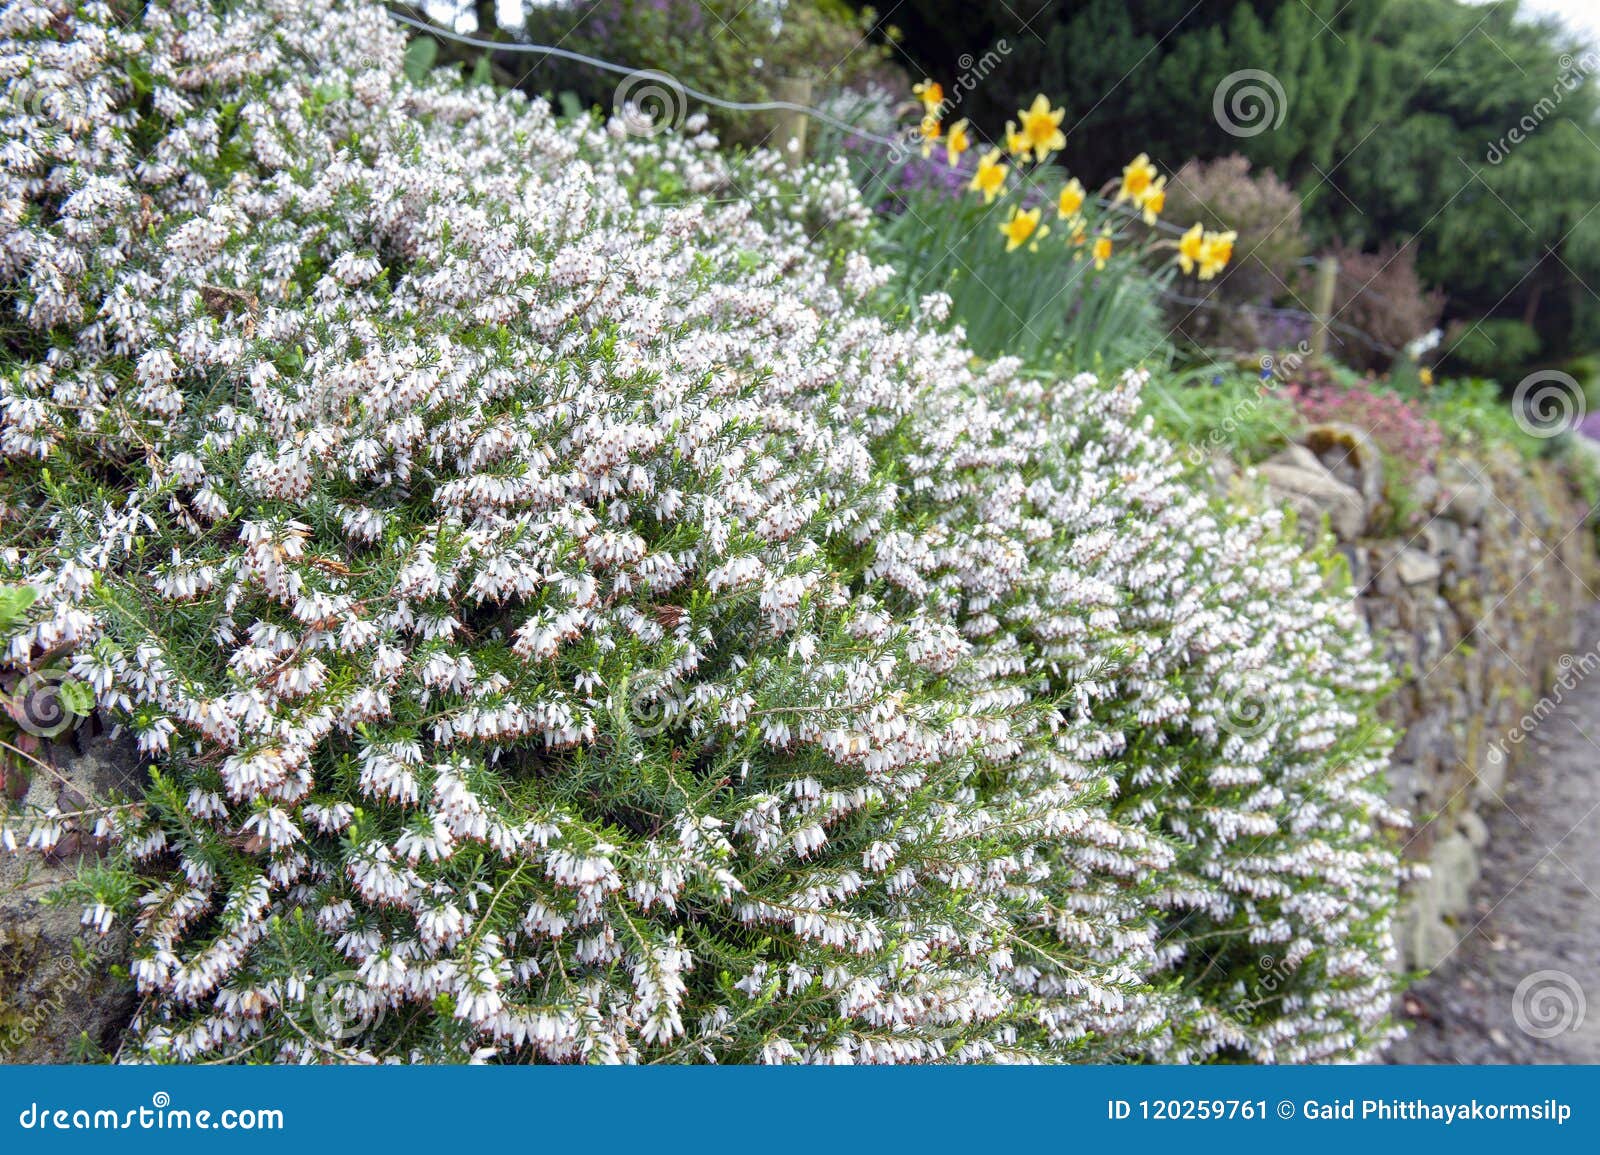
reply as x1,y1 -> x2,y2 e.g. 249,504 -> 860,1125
383,8 -> 1193,236
1296,256 -> 1410,312
1157,289 -> 1399,355
1159,289 -> 1314,320
386,9 -> 900,144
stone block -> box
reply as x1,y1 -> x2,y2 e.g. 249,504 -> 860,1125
1259,452 -> 1366,541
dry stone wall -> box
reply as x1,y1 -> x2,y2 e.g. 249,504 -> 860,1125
1251,426 -> 1598,970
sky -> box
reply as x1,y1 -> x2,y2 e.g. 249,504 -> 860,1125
1504,0 -> 1600,46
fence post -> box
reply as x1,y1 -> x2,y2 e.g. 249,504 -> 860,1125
1310,255 -> 1338,363
771,77 -> 812,167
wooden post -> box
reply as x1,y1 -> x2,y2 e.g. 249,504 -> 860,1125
1310,255 -> 1339,363
772,77 -> 812,167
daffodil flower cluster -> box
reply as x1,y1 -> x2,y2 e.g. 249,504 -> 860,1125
0,0 -> 1401,1064
910,80 -> 1234,281
1178,221 -> 1240,281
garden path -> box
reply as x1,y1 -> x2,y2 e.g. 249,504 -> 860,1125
1389,601 -> 1600,1063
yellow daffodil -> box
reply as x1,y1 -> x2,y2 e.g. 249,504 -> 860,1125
1016,94 -> 1066,162
1177,222 -> 1205,275
912,79 -> 944,113
1057,177 -> 1086,220
1003,120 -> 1029,158
1000,205 -> 1048,252
1419,367 -> 1435,386
969,149 -> 1008,204
1092,229 -> 1113,270
1198,229 -> 1236,280
1138,175 -> 1167,225
945,118 -> 971,167
919,114 -> 942,158
1117,153 -> 1158,204
1068,218 -> 1088,250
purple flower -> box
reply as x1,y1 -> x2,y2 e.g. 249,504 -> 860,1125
1578,409 -> 1600,442
843,137 -> 968,214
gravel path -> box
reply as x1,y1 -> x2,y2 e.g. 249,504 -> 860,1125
1389,604 -> 1600,1064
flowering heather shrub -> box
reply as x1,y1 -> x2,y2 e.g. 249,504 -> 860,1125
0,0 -> 1402,1063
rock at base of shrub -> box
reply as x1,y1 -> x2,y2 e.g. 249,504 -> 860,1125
0,733 -> 140,1062
1257,444 -> 1367,540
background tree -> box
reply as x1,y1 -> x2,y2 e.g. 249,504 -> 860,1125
1324,0 -> 1600,376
